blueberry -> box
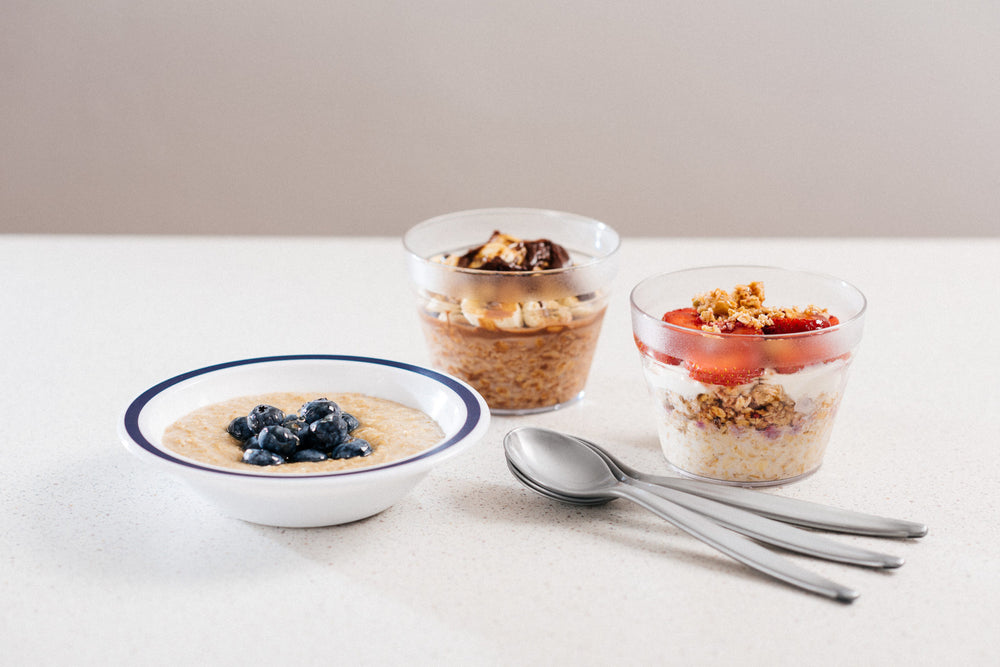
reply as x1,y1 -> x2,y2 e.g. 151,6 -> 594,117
341,412 -> 360,432
289,448 -> 328,463
300,399 -> 341,424
242,448 -> 284,466
281,417 -> 310,440
257,425 -> 300,457
330,437 -> 372,459
242,434 -> 260,451
308,416 -> 350,452
227,416 -> 255,442
247,404 -> 284,432
296,426 -> 317,450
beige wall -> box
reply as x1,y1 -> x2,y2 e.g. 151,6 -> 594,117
4,1 -> 999,237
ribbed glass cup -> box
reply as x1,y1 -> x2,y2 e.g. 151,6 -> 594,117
630,265 -> 866,486
405,208 -> 620,414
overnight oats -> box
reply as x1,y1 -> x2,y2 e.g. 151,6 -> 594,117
404,208 -> 619,414
630,266 -> 866,486
163,392 -> 444,474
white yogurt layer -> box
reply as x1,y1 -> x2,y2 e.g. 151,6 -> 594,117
641,358 -> 713,400
638,354 -> 853,485
765,357 -> 849,404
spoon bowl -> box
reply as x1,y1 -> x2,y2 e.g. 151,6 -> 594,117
504,427 -> 624,498
506,458 -> 610,506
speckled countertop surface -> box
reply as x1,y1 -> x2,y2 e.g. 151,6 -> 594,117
3,236 -> 997,665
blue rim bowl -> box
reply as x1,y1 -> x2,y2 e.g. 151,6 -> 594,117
118,354 -> 491,526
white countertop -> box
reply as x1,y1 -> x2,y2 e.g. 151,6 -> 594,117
3,235 -> 998,665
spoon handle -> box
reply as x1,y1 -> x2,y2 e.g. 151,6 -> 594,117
625,479 -> 903,568
611,484 -> 860,602
637,474 -> 926,538
576,437 -> 927,538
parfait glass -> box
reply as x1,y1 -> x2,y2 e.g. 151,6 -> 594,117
405,208 -> 620,414
630,265 -> 866,486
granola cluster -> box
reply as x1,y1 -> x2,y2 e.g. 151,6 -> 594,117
690,381 -> 797,431
692,281 -> 828,333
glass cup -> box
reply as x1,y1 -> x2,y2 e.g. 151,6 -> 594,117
630,265 -> 866,486
404,208 -> 620,414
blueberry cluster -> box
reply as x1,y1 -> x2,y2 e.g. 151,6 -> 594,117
227,399 -> 371,467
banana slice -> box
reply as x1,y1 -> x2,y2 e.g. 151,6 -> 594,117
429,253 -> 461,266
440,311 -> 471,325
522,300 -> 573,328
559,295 -> 597,319
460,299 -> 523,330
425,295 -> 461,316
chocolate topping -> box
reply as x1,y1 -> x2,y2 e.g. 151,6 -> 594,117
522,238 -> 571,270
453,231 -> 571,272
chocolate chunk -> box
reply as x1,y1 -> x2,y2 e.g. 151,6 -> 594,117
523,239 -> 570,270
453,231 -> 570,272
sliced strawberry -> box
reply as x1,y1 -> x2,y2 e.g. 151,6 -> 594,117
636,308 -> 703,365
716,320 -> 763,336
634,335 -> 682,366
763,314 -> 837,373
763,314 -> 832,335
659,308 -> 765,383
687,363 -> 763,386
660,307 -> 703,330
772,359 -> 806,374
686,332 -> 763,386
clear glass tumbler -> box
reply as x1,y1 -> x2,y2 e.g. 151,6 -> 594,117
405,208 -> 620,414
630,265 -> 866,486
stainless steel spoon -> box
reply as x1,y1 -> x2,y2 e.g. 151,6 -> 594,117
505,453 -> 903,569
570,433 -> 927,538
503,427 -> 860,602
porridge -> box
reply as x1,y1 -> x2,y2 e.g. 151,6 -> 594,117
163,392 -> 444,474
419,308 -> 606,411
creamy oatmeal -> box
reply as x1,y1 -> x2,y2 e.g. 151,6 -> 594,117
163,392 -> 444,473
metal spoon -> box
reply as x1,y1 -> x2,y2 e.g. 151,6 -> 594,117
507,458 -> 608,506
505,453 -> 903,569
569,433 -> 927,538
504,427 -> 860,602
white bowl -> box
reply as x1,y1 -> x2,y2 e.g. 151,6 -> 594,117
119,354 -> 491,527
